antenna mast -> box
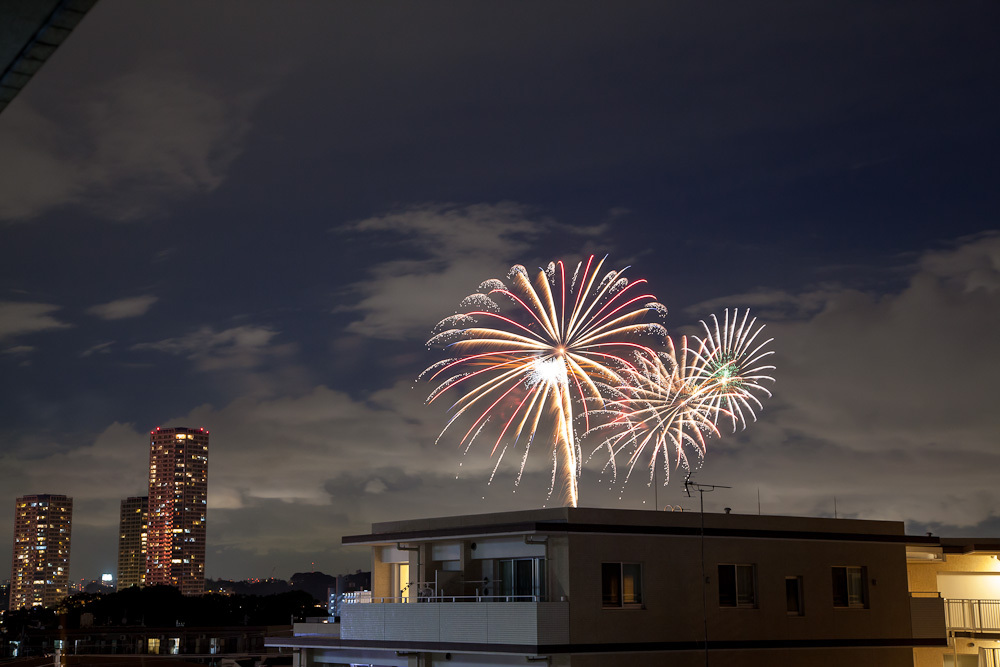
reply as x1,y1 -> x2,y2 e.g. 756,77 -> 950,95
684,472 -> 732,667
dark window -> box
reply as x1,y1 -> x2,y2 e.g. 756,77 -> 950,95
498,558 -> 545,600
832,566 -> 867,608
602,562 -> 642,608
785,576 -> 804,615
718,564 -> 756,607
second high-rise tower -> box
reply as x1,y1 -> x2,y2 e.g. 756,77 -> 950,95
146,426 -> 209,595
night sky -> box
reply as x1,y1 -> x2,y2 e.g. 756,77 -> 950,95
1,1 -> 998,583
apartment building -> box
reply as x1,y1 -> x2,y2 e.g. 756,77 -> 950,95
8,494 -> 73,610
908,538 -> 1000,667
269,507 -> 945,666
147,426 -> 209,595
116,495 -> 148,590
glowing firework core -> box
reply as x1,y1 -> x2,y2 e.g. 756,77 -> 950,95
529,357 -> 567,387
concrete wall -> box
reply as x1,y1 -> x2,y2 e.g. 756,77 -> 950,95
565,647 -> 915,667
340,601 -> 569,644
566,530 -> 912,646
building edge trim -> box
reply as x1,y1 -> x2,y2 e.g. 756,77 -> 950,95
343,521 -> 939,546
266,637 -> 947,653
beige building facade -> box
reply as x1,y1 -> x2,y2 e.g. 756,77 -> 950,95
908,539 -> 1000,667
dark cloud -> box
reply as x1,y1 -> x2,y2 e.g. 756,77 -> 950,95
131,325 -> 292,371
323,468 -> 426,501
80,341 -> 115,357
335,203 -> 607,340
0,71 -> 267,222
87,295 -> 158,320
675,234 -> 1000,527
0,301 -> 72,340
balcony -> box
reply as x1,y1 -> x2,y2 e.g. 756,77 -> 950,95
946,599 -> 1000,632
341,597 -> 570,646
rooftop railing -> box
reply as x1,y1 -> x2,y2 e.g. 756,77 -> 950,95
344,594 -> 543,604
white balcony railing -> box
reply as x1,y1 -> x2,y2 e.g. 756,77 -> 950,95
341,600 -> 569,646
945,599 -> 1000,632
346,594 -> 544,603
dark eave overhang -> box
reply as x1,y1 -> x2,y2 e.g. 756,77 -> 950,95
941,539 -> 1000,555
344,520 -> 940,546
0,0 -> 99,115
266,635 -> 947,654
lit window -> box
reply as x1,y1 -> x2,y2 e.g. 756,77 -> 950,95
602,562 -> 643,608
832,566 -> 868,608
718,564 -> 756,607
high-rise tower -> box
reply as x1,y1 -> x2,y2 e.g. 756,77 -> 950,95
9,494 -> 73,610
116,496 -> 148,590
146,426 -> 209,595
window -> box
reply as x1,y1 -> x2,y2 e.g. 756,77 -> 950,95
785,576 -> 804,615
718,564 -> 756,607
498,558 -> 545,601
391,562 -> 410,601
831,566 -> 867,608
602,562 -> 642,608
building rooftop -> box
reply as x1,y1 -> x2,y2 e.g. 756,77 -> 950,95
345,506 -> 931,546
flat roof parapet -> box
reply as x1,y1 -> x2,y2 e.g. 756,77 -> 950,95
345,506 -> 918,546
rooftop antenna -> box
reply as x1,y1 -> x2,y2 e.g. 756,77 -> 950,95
653,460 -> 659,511
684,472 -> 731,667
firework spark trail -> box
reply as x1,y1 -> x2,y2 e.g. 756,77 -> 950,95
592,308 -> 776,491
593,343 -> 719,485
688,309 -> 776,433
424,255 -> 666,507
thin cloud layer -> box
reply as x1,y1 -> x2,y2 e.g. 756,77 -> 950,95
920,231 -> 1000,292
336,203 -> 607,340
0,70 -> 263,222
2,233 -> 998,578
0,301 -> 72,340
681,232 -> 1000,527
132,325 -> 293,371
87,295 -> 159,320
3,230 -> 998,580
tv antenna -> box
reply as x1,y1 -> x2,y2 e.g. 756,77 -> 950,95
683,472 -> 731,499
684,472 -> 731,667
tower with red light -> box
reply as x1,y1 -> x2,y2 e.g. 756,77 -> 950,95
146,426 -> 209,595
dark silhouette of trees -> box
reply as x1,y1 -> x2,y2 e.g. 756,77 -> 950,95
4,586 -> 319,631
